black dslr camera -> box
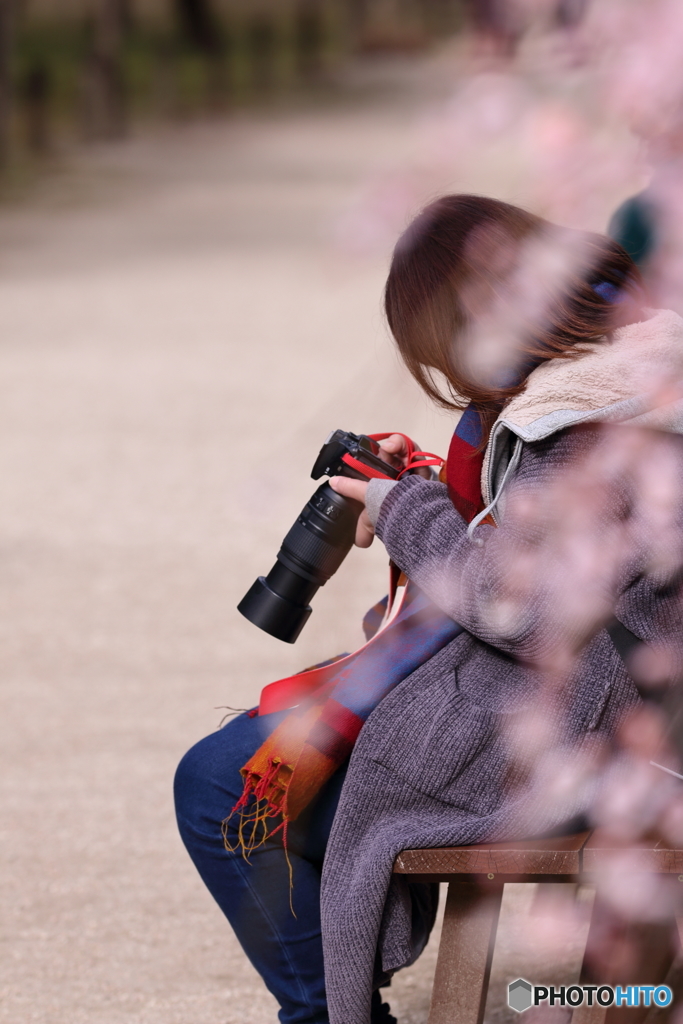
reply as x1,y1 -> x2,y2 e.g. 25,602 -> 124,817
238,430 -> 400,643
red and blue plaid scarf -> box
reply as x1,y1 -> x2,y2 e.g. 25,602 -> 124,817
225,407 -> 487,853
445,403 -> 488,521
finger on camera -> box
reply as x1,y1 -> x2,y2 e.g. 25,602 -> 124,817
355,514 -> 375,548
329,476 -> 368,504
378,434 -> 407,468
379,434 -> 404,452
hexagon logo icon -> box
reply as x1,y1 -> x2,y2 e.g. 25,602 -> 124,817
508,978 -> 533,1013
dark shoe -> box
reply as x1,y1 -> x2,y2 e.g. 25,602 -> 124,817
370,990 -> 397,1024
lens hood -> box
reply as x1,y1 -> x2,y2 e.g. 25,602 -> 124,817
238,575 -> 312,644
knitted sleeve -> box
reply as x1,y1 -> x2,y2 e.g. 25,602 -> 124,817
375,425 -> 668,662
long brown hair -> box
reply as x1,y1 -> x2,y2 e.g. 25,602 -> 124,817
384,195 -> 642,441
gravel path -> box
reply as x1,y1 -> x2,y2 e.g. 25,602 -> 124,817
0,53 -> 597,1024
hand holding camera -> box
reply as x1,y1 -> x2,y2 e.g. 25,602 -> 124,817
237,429 -> 440,643
330,433 -> 432,548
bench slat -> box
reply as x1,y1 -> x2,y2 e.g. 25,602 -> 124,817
394,831 -> 592,877
583,831 -> 683,874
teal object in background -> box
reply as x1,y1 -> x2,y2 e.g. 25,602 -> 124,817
608,191 -> 659,267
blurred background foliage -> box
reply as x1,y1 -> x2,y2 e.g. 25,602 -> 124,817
0,0 -> 464,170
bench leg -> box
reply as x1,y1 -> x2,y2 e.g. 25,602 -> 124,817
574,894 -> 679,1024
427,880 -> 503,1024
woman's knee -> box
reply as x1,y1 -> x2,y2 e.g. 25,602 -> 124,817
174,739 -> 215,842
174,710 -> 289,843
174,722 -> 248,836
174,737 -> 211,820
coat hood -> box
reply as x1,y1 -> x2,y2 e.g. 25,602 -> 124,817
480,308 -> 683,521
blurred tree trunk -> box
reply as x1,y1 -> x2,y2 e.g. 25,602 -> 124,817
246,12 -> 276,93
348,0 -> 428,49
0,0 -> 16,168
346,0 -> 372,47
21,62 -> 51,155
419,0 -> 464,34
174,0 -> 222,55
294,0 -> 325,81
85,0 -> 127,140
173,0 -> 229,110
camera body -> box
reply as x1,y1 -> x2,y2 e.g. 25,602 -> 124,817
237,430 -> 400,643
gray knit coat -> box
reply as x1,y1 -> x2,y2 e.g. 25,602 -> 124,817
319,311 -> 683,1024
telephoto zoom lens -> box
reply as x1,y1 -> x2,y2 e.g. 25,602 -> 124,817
237,482 -> 361,643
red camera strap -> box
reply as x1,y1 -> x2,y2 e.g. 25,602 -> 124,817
340,432 -> 443,481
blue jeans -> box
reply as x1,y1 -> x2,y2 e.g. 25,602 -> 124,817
174,710 -> 395,1024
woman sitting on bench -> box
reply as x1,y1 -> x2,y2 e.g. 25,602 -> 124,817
174,194 -> 683,1024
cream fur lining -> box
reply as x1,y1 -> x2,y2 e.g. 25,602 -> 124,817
500,308 -> 683,430
480,308 -> 683,513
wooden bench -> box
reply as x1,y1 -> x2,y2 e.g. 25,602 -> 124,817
394,832 -> 683,1024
